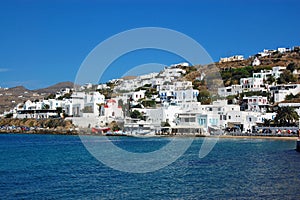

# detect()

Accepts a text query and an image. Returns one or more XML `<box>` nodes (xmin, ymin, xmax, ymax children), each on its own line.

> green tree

<box><xmin>130</xmin><ymin>110</ymin><xmax>144</xmax><ymax>120</ymax></box>
<box><xmin>42</xmin><ymin>104</ymin><xmax>50</xmax><ymax>110</ymax></box>
<box><xmin>277</xmin><ymin>70</ymin><xmax>296</xmax><ymax>84</ymax></box>
<box><xmin>274</xmin><ymin>106</ymin><xmax>299</xmax><ymax>126</ymax></box>
<box><xmin>263</xmin><ymin>119</ymin><xmax>273</xmax><ymax>127</ymax></box>
<box><xmin>266</xmin><ymin>76</ymin><xmax>276</xmax><ymax>84</ymax></box>
<box><xmin>110</xmin><ymin>121</ymin><xmax>120</xmax><ymax>131</ymax></box>
<box><xmin>45</xmin><ymin>93</ymin><xmax>56</xmax><ymax>100</ymax></box>
<box><xmin>161</xmin><ymin>121</ymin><xmax>170</xmax><ymax>127</ymax></box>
<box><xmin>197</xmin><ymin>90</ymin><xmax>211</xmax><ymax>105</ymax></box>
<box><xmin>287</xmin><ymin>63</ymin><xmax>296</xmax><ymax>73</ymax></box>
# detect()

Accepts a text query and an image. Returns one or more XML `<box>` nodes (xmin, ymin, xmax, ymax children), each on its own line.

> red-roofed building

<box><xmin>99</xmin><ymin>98</ymin><xmax>123</xmax><ymax>119</ymax></box>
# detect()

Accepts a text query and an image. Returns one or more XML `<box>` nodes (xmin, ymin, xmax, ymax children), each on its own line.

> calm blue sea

<box><xmin>1</xmin><ymin>134</ymin><xmax>300</xmax><ymax>199</ymax></box>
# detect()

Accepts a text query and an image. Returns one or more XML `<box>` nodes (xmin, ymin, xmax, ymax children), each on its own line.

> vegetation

<box><xmin>277</xmin><ymin>70</ymin><xmax>297</xmax><ymax>84</ymax></box>
<box><xmin>141</xmin><ymin>100</ymin><xmax>156</xmax><ymax>108</ymax></box>
<box><xmin>45</xmin><ymin>93</ymin><xmax>56</xmax><ymax>100</ymax></box>
<box><xmin>57</xmin><ymin>92</ymin><xmax>72</xmax><ymax>100</ymax></box>
<box><xmin>4</xmin><ymin>113</ymin><xmax>13</xmax><ymax>118</ymax></box>
<box><xmin>179</xmin><ymin>65</ymin><xmax>197</xmax><ymax>75</ymax></box>
<box><xmin>220</xmin><ymin>66</ymin><xmax>276</xmax><ymax>86</ymax></box>
<box><xmin>130</xmin><ymin>110</ymin><xmax>144</xmax><ymax>120</ymax></box>
<box><xmin>96</xmin><ymin>88</ymin><xmax>113</xmax><ymax>99</ymax></box>
<box><xmin>192</xmin><ymin>79</ymin><xmax>205</xmax><ymax>90</ymax></box>
<box><xmin>221</xmin><ymin>66</ymin><xmax>253</xmax><ymax>86</ymax></box>
<box><xmin>285</xmin><ymin>93</ymin><xmax>300</xmax><ymax>101</ymax></box>
<box><xmin>42</xmin><ymin>104</ymin><xmax>50</xmax><ymax>110</ymax></box>
<box><xmin>240</xmin><ymin>91</ymin><xmax>270</xmax><ymax>98</ymax></box>
<box><xmin>110</xmin><ymin>121</ymin><xmax>120</xmax><ymax>131</ymax></box>
<box><xmin>161</xmin><ymin>121</ymin><xmax>170</xmax><ymax>127</ymax></box>
<box><xmin>274</xmin><ymin>106</ymin><xmax>299</xmax><ymax>126</ymax></box>
<box><xmin>197</xmin><ymin>90</ymin><xmax>211</xmax><ymax>105</ymax></box>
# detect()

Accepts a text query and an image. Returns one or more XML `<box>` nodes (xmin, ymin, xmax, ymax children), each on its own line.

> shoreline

<box><xmin>213</xmin><ymin>135</ymin><xmax>299</xmax><ymax>141</ymax></box>
<box><xmin>0</xmin><ymin>130</ymin><xmax>299</xmax><ymax>141</ymax></box>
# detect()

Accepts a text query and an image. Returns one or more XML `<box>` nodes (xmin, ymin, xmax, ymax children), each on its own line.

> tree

<box><xmin>287</xmin><ymin>63</ymin><xmax>296</xmax><ymax>73</ymax></box>
<box><xmin>45</xmin><ymin>93</ymin><xmax>56</xmax><ymax>100</ymax></box>
<box><xmin>130</xmin><ymin>110</ymin><xmax>144</xmax><ymax>120</ymax></box>
<box><xmin>277</xmin><ymin>70</ymin><xmax>296</xmax><ymax>84</ymax></box>
<box><xmin>42</xmin><ymin>104</ymin><xmax>50</xmax><ymax>110</ymax></box>
<box><xmin>161</xmin><ymin>121</ymin><xmax>170</xmax><ymax>127</ymax></box>
<box><xmin>274</xmin><ymin>106</ymin><xmax>299</xmax><ymax>126</ymax></box>
<box><xmin>263</xmin><ymin>119</ymin><xmax>273</xmax><ymax>127</ymax></box>
<box><xmin>110</xmin><ymin>121</ymin><xmax>120</xmax><ymax>131</ymax></box>
<box><xmin>141</xmin><ymin>100</ymin><xmax>156</xmax><ymax>108</ymax></box>
<box><xmin>197</xmin><ymin>90</ymin><xmax>211</xmax><ymax>104</ymax></box>
<box><xmin>266</xmin><ymin>76</ymin><xmax>276</xmax><ymax>85</ymax></box>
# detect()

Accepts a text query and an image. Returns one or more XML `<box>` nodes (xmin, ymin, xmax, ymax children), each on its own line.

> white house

<box><xmin>240</xmin><ymin>77</ymin><xmax>264</xmax><ymax>90</ymax></box>
<box><xmin>159</xmin><ymin>89</ymin><xmax>199</xmax><ymax>103</ymax></box>
<box><xmin>277</xmin><ymin>47</ymin><xmax>291</xmax><ymax>53</ymax></box>
<box><xmin>219</xmin><ymin>55</ymin><xmax>244</xmax><ymax>63</ymax></box>
<box><xmin>272</xmin><ymin>66</ymin><xmax>286</xmax><ymax>79</ymax></box>
<box><xmin>160</xmin><ymin>67</ymin><xmax>186</xmax><ymax>78</ymax></box>
<box><xmin>131</xmin><ymin>90</ymin><xmax>146</xmax><ymax>102</ymax></box>
<box><xmin>63</xmin><ymin>91</ymin><xmax>105</xmax><ymax>117</ymax></box>
<box><xmin>269</xmin><ymin>84</ymin><xmax>300</xmax><ymax>102</ymax></box>
<box><xmin>218</xmin><ymin>84</ymin><xmax>243</xmax><ymax>97</ymax></box>
<box><xmin>243</xmin><ymin>96</ymin><xmax>268</xmax><ymax>112</ymax></box>
<box><xmin>103</xmin><ymin>99</ymin><xmax>123</xmax><ymax>118</ymax></box>
<box><xmin>252</xmin><ymin>57</ymin><xmax>261</xmax><ymax>66</ymax></box>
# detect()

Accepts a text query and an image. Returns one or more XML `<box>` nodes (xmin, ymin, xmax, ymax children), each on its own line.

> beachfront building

<box><xmin>13</xmin><ymin>99</ymin><xmax>65</xmax><ymax>119</ymax></box>
<box><xmin>173</xmin><ymin>99</ymin><xmax>267</xmax><ymax>133</ymax></box>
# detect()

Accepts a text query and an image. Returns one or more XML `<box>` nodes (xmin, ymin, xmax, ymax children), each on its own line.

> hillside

<box><xmin>216</xmin><ymin>50</ymin><xmax>300</xmax><ymax>70</ymax></box>
<box><xmin>0</xmin><ymin>82</ymin><xmax>73</xmax><ymax>114</ymax></box>
<box><xmin>34</xmin><ymin>81</ymin><xmax>74</xmax><ymax>94</ymax></box>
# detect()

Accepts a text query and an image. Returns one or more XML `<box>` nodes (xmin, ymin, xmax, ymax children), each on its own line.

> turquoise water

<box><xmin>1</xmin><ymin>134</ymin><xmax>300</xmax><ymax>199</ymax></box>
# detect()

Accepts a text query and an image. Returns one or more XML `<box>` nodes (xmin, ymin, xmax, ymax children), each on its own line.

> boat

<box><xmin>91</xmin><ymin>126</ymin><xmax>110</xmax><ymax>134</ymax></box>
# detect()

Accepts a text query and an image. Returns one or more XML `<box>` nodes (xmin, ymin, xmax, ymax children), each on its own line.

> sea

<box><xmin>1</xmin><ymin>133</ymin><xmax>300</xmax><ymax>199</ymax></box>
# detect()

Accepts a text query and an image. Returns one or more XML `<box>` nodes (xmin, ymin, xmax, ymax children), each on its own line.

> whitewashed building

<box><xmin>269</xmin><ymin>84</ymin><xmax>300</xmax><ymax>102</ymax></box>
<box><xmin>243</xmin><ymin>96</ymin><xmax>268</xmax><ymax>112</ymax></box>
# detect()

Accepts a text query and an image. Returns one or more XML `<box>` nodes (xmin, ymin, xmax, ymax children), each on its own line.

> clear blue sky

<box><xmin>0</xmin><ymin>0</ymin><xmax>299</xmax><ymax>89</ymax></box>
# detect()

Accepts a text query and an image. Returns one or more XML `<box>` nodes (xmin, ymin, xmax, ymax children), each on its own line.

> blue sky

<box><xmin>0</xmin><ymin>0</ymin><xmax>299</xmax><ymax>89</ymax></box>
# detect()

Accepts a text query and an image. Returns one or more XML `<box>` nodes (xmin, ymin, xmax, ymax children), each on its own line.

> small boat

<box><xmin>91</xmin><ymin>127</ymin><xmax>110</xmax><ymax>134</ymax></box>
<box><xmin>105</xmin><ymin>130</ymin><xmax>127</xmax><ymax>136</ymax></box>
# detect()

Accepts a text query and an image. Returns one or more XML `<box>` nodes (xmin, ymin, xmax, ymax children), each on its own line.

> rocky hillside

<box><xmin>216</xmin><ymin>50</ymin><xmax>300</xmax><ymax>70</ymax></box>
<box><xmin>0</xmin><ymin>118</ymin><xmax>74</xmax><ymax>129</ymax></box>
<box><xmin>0</xmin><ymin>82</ymin><xmax>73</xmax><ymax>114</ymax></box>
